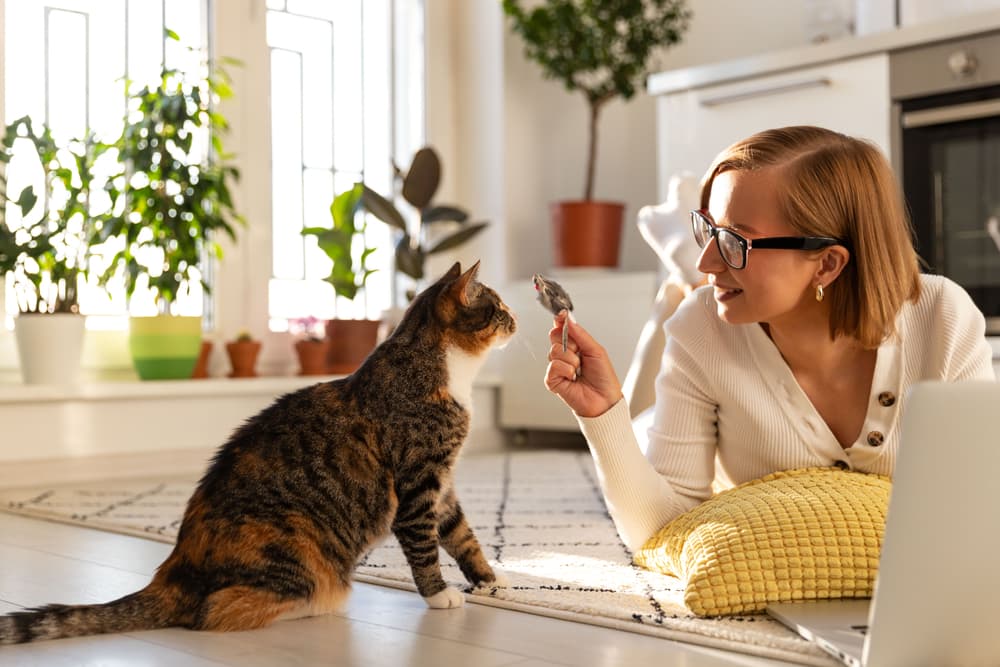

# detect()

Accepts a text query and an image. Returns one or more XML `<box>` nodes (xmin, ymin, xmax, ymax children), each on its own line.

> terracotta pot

<box><xmin>550</xmin><ymin>200</ymin><xmax>625</xmax><ymax>267</ymax></box>
<box><xmin>191</xmin><ymin>341</ymin><xmax>214</xmax><ymax>379</ymax></box>
<box><xmin>226</xmin><ymin>340</ymin><xmax>261</xmax><ymax>378</ymax></box>
<box><xmin>325</xmin><ymin>319</ymin><xmax>381</xmax><ymax>374</ymax></box>
<box><xmin>295</xmin><ymin>338</ymin><xmax>330</xmax><ymax>376</ymax></box>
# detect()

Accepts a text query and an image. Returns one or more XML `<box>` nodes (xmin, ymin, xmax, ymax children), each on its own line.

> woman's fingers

<box><xmin>547</xmin><ymin>347</ymin><xmax>580</xmax><ymax>380</ymax></box>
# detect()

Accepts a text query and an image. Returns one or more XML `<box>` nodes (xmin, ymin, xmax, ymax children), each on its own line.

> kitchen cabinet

<box><xmin>654</xmin><ymin>53</ymin><xmax>890</xmax><ymax>198</ymax></box>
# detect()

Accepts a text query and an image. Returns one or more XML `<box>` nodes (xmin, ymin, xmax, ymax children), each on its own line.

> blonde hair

<box><xmin>700</xmin><ymin>126</ymin><xmax>921</xmax><ymax>348</ymax></box>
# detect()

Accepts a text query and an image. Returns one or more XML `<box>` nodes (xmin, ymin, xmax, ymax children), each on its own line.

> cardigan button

<box><xmin>877</xmin><ymin>391</ymin><xmax>896</xmax><ymax>407</ymax></box>
<box><xmin>867</xmin><ymin>431</ymin><xmax>885</xmax><ymax>447</ymax></box>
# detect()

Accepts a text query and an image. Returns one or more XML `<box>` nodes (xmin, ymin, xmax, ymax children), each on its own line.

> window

<box><xmin>2</xmin><ymin>0</ymin><xmax>209</xmax><ymax>328</ymax></box>
<box><xmin>2</xmin><ymin>0</ymin><xmax>425</xmax><ymax>353</ymax></box>
<box><xmin>265</xmin><ymin>0</ymin><xmax>423</xmax><ymax>328</ymax></box>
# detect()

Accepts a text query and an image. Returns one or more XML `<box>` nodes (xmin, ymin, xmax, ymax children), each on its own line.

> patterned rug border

<box><xmin>0</xmin><ymin>452</ymin><xmax>835</xmax><ymax>667</ymax></box>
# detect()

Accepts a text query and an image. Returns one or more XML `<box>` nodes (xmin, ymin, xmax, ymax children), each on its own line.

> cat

<box><xmin>0</xmin><ymin>261</ymin><xmax>516</xmax><ymax>644</ymax></box>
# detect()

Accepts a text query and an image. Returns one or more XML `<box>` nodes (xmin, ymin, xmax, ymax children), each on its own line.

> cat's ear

<box><xmin>452</xmin><ymin>260</ymin><xmax>480</xmax><ymax>307</ymax></box>
<box><xmin>442</xmin><ymin>262</ymin><xmax>462</xmax><ymax>282</ymax></box>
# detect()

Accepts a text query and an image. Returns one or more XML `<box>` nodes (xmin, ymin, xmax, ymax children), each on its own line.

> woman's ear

<box><xmin>815</xmin><ymin>246</ymin><xmax>850</xmax><ymax>286</ymax></box>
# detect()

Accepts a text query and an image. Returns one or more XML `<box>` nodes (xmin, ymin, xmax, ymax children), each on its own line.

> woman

<box><xmin>545</xmin><ymin>126</ymin><xmax>995</xmax><ymax>552</ymax></box>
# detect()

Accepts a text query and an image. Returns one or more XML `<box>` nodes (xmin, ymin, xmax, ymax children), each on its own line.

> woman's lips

<box><xmin>714</xmin><ymin>286</ymin><xmax>743</xmax><ymax>302</ymax></box>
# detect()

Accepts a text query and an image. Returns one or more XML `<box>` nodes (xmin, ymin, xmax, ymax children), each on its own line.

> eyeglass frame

<box><xmin>690</xmin><ymin>209</ymin><xmax>849</xmax><ymax>270</ymax></box>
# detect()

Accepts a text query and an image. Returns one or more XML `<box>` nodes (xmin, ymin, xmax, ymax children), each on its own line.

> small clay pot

<box><xmin>295</xmin><ymin>338</ymin><xmax>329</xmax><ymax>376</ymax></box>
<box><xmin>226</xmin><ymin>340</ymin><xmax>261</xmax><ymax>378</ymax></box>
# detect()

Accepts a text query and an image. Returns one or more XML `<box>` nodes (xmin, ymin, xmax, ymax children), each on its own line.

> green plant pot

<box><xmin>128</xmin><ymin>315</ymin><xmax>203</xmax><ymax>380</ymax></box>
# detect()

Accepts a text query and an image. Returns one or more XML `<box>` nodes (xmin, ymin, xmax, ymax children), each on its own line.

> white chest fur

<box><xmin>445</xmin><ymin>347</ymin><xmax>486</xmax><ymax>411</ymax></box>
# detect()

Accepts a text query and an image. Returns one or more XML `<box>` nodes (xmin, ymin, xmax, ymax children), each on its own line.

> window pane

<box><xmin>46</xmin><ymin>9</ymin><xmax>88</xmax><ymax>141</ymax></box>
<box><xmin>267</xmin><ymin>11</ymin><xmax>332</xmax><ymax>169</ymax></box>
<box><xmin>126</xmin><ymin>0</ymin><xmax>164</xmax><ymax>89</ymax></box>
<box><xmin>270</xmin><ymin>47</ymin><xmax>304</xmax><ymax>280</ymax></box>
<box><xmin>286</xmin><ymin>0</ymin><xmax>337</xmax><ymax>21</ymax></box>
<box><xmin>332</xmin><ymin>0</ymin><xmax>362</xmax><ymax>173</ymax></box>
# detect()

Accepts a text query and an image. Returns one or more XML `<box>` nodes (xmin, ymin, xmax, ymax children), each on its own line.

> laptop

<box><xmin>766</xmin><ymin>380</ymin><xmax>1000</xmax><ymax>667</ymax></box>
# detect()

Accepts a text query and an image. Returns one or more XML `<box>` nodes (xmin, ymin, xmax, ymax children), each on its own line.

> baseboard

<box><xmin>0</xmin><ymin>446</ymin><xmax>215</xmax><ymax>489</ymax></box>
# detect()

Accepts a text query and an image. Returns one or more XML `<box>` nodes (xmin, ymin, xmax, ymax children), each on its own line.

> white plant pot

<box><xmin>14</xmin><ymin>313</ymin><xmax>86</xmax><ymax>385</ymax></box>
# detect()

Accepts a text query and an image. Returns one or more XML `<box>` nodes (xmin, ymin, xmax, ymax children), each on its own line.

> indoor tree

<box><xmin>502</xmin><ymin>0</ymin><xmax>691</xmax><ymax>201</ymax></box>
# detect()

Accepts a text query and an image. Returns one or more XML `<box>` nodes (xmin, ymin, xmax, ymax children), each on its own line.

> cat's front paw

<box><xmin>477</xmin><ymin>568</ymin><xmax>510</xmax><ymax>589</ymax></box>
<box><xmin>423</xmin><ymin>586</ymin><xmax>465</xmax><ymax>609</ymax></box>
<box><xmin>470</xmin><ymin>568</ymin><xmax>510</xmax><ymax>594</ymax></box>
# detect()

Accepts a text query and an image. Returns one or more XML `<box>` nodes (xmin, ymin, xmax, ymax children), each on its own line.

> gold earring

<box><xmin>815</xmin><ymin>283</ymin><xmax>825</xmax><ymax>302</ymax></box>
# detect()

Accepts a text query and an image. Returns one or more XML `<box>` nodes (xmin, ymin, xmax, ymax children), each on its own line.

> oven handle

<box><xmin>901</xmin><ymin>99</ymin><xmax>1000</xmax><ymax>128</ymax></box>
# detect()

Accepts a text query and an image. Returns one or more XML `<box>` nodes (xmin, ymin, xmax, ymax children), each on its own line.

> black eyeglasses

<box><xmin>690</xmin><ymin>209</ymin><xmax>846</xmax><ymax>270</ymax></box>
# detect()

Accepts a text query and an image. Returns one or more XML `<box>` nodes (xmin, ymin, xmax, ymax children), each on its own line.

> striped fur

<box><xmin>0</xmin><ymin>261</ymin><xmax>516</xmax><ymax>644</ymax></box>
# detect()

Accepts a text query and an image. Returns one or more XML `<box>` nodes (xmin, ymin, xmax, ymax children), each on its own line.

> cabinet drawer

<box><xmin>655</xmin><ymin>54</ymin><xmax>890</xmax><ymax>200</ymax></box>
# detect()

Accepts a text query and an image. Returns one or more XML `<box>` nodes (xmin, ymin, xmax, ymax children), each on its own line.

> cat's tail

<box><xmin>0</xmin><ymin>583</ymin><xmax>177</xmax><ymax>644</ymax></box>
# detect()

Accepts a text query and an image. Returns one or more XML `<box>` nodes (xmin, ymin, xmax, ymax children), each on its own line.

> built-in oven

<box><xmin>890</xmin><ymin>32</ymin><xmax>1000</xmax><ymax>334</ymax></box>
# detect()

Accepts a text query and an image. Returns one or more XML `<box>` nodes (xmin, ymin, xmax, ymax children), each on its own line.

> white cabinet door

<box><xmin>655</xmin><ymin>53</ymin><xmax>890</xmax><ymax>200</ymax></box>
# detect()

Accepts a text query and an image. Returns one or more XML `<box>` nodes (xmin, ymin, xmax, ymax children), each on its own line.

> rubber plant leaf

<box><xmin>401</xmin><ymin>147</ymin><xmax>440</xmax><ymax>210</ymax></box>
<box><xmin>360</xmin><ymin>184</ymin><xmax>406</xmax><ymax>231</ymax></box>
<box><xmin>421</xmin><ymin>205</ymin><xmax>469</xmax><ymax>224</ymax></box>
<box><xmin>394</xmin><ymin>234</ymin><xmax>425</xmax><ymax>280</ymax></box>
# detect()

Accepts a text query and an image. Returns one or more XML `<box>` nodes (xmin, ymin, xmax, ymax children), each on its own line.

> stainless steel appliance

<box><xmin>891</xmin><ymin>32</ymin><xmax>1000</xmax><ymax>333</ymax></box>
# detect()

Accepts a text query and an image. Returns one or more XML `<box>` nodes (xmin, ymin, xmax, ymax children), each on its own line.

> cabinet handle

<box><xmin>698</xmin><ymin>77</ymin><xmax>832</xmax><ymax>107</ymax></box>
<box><xmin>901</xmin><ymin>99</ymin><xmax>1000</xmax><ymax>129</ymax></box>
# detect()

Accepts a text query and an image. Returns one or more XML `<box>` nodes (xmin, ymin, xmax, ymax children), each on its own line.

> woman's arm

<box><xmin>545</xmin><ymin>311</ymin><xmax>715</xmax><ymax>551</ymax></box>
<box><xmin>576</xmin><ymin>399</ymin><xmax>695</xmax><ymax>551</ymax></box>
<box><xmin>936</xmin><ymin>278</ymin><xmax>996</xmax><ymax>381</ymax></box>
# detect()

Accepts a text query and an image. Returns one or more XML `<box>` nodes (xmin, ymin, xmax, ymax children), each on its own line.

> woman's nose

<box><xmin>696</xmin><ymin>237</ymin><xmax>725</xmax><ymax>274</ymax></box>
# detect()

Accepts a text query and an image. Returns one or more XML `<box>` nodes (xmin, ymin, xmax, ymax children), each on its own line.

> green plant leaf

<box><xmin>15</xmin><ymin>185</ymin><xmax>38</xmax><ymax>216</ymax></box>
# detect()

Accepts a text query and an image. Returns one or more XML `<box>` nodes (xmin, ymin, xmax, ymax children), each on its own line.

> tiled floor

<box><xmin>0</xmin><ymin>513</ymin><xmax>799</xmax><ymax>666</ymax></box>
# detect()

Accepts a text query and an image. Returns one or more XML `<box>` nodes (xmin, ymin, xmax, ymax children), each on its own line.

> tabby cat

<box><xmin>0</xmin><ymin>261</ymin><xmax>516</xmax><ymax>644</ymax></box>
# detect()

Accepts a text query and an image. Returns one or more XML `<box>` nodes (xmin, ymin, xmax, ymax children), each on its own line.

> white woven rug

<box><xmin>0</xmin><ymin>450</ymin><xmax>834</xmax><ymax>665</ymax></box>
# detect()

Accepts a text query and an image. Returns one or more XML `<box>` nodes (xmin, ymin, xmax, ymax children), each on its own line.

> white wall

<box><xmin>424</xmin><ymin>1</ymin><xmax>507</xmax><ymax>288</ymax></box>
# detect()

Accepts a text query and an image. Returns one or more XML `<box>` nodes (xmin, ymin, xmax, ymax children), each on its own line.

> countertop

<box><xmin>647</xmin><ymin>8</ymin><xmax>1000</xmax><ymax>96</ymax></box>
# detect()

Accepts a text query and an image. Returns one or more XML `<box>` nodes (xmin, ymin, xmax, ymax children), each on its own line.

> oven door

<box><xmin>901</xmin><ymin>87</ymin><xmax>1000</xmax><ymax>333</ymax></box>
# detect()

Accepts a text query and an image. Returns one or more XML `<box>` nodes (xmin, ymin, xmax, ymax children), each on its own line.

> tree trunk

<box><xmin>585</xmin><ymin>102</ymin><xmax>599</xmax><ymax>201</ymax></box>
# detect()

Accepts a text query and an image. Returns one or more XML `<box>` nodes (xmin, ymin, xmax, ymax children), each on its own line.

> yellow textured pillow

<box><xmin>633</xmin><ymin>467</ymin><xmax>890</xmax><ymax>617</ymax></box>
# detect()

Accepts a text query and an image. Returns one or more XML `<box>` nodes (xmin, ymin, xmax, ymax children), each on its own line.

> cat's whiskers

<box><xmin>508</xmin><ymin>329</ymin><xmax>538</xmax><ymax>362</ymax></box>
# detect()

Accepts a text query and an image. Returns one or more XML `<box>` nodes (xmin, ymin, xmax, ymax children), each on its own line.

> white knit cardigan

<box><xmin>578</xmin><ymin>274</ymin><xmax>995</xmax><ymax>551</ymax></box>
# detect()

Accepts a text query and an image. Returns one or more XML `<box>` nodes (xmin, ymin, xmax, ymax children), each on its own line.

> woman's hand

<box><xmin>544</xmin><ymin>311</ymin><xmax>624</xmax><ymax>418</ymax></box>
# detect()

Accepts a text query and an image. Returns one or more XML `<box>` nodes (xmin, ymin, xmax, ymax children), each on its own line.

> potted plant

<box><xmin>95</xmin><ymin>31</ymin><xmax>244</xmax><ymax>380</ymax></box>
<box><xmin>358</xmin><ymin>146</ymin><xmax>488</xmax><ymax>301</ymax></box>
<box><xmin>289</xmin><ymin>316</ymin><xmax>328</xmax><ymax>376</ymax></box>
<box><xmin>225</xmin><ymin>330</ymin><xmax>261</xmax><ymax>378</ymax></box>
<box><xmin>502</xmin><ymin>0</ymin><xmax>690</xmax><ymax>267</ymax></box>
<box><xmin>301</xmin><ymin>183</ymin><xmax>380</xmax><ymax>374</ymax></box>
<box><xmin>0</xmin><ymin>116</ymin><xmax>107</xmax><ymax>384</ymax></box>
